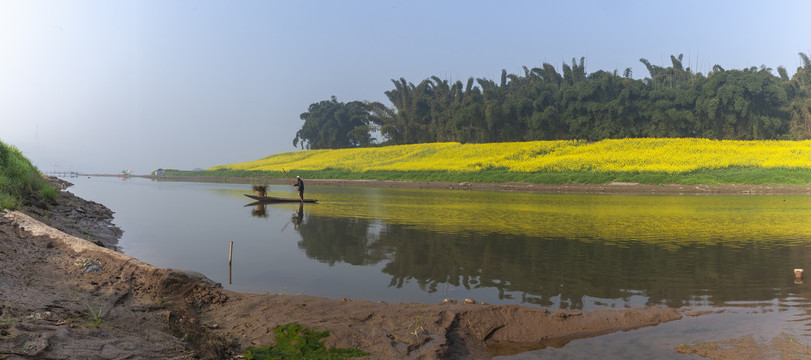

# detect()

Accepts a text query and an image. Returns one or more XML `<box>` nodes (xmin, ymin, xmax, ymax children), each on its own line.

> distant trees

<box><xmin>295</xmin><ymin>53</ymin><xmax>811</xmax><ymax>149</ymax></box>
<box><xmin>293</xmin><ymin>96</ymin><xmax>383</xmax><ymax>150</ymax></box>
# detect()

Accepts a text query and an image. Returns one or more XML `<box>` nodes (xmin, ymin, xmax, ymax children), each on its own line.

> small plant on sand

<box><xmin>244</xmin><ymin>322</ymin><xmax>368</xmax><ymax>360</ymax></box>
<box><xmin>86</xmin><ymin>303</ymin><xmax>103</xmax><ymax>326</ymax></box>
<box><xmin>2</xmin><ymin>312</ymin><xmax>12</xmax><ymax>324</ymax></box>
<box><xmin>407</xmin><ymin>313</ymin><xmax>425</xmax><ymax>343</ymax></box>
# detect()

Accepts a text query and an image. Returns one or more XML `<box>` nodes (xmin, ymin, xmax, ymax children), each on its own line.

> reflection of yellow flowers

<box><xmin>294</xmin><ymin>189</ymin><xmax>811</xmax><ymax>250</ymax></box>
<box><xmin>212</xmin><ymin>138</ymin><xmax>811</xmax><ymax>173</ymax></box>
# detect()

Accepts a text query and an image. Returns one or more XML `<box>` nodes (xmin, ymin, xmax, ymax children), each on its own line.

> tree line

<box><xmin>293</xmin><ymin>53</ymin><xmax>811</xmax><ymax>149</ymax></box>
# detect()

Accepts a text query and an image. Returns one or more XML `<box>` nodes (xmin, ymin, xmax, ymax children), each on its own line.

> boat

<box><xmin>244</xmin><ymin>194</ymin><xmax>318</xmax><ymax>203</ymax></box>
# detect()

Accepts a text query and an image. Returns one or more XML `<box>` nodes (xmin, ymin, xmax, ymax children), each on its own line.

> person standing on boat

<box><xmin>294</xmin><ymin>176</ymin><xmax>304</xmax><ymax>199</ymax></box>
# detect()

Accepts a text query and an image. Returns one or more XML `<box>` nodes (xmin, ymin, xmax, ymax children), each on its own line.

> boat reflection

<box><xmin>245</xmin><ymin>202</ymin><xmax>305</xmax><ymax>229</ymax></box>
<box><xmin>246</xmin><ymin>202</ymin><xmax>268</xmax><ymax>218</ymax></box>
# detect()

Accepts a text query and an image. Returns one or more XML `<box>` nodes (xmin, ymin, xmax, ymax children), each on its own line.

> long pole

<box><xmin>228</xmin><ymin>241</ymin><xmax>233</xmax><ymax>285</ymax></box>
<box><xmin>281</xmin><ymin>168</ymin><xmax>304</xmax><ymax>203</ymax></box>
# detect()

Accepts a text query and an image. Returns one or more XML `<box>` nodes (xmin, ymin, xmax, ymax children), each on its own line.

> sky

<box><xmin>2</xmin><ymin>0</ymin><xmax>810</xmax><ymax>175</ymax></box>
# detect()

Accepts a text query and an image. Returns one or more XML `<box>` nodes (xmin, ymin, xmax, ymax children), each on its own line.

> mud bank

<box><xmin>1</xmin><ymin>209</ymin><xmax>688</xmax><ymax>359</ymax></box>
<box><xmin>21</xmin><ymin>177</ymin><xmax>121</xmax><ymax>250</ymax></box>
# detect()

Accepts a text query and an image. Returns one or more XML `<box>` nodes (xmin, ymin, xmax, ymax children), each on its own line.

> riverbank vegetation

<box><xmin>168</xmin><ymin>138</ymin><xmax>811</xmax><ymax>185</ymax></box>
<box><xmin>0</xmin><ymin>140</ymin><xmax>56</xmax><ymax>209</ymax></box>
<box><xmin>244</xmin><ymin>323</ymin><xmax>368</xmax><ymax>359</ymax></box>
<box><xmin>293</xmin><ymin>53</ymin><xmax>811</xmax><ymax>150</ymax></box>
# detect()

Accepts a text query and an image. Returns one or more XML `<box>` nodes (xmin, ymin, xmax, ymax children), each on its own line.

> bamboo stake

<box><xmin>229</xmin><ymin>241</ymin><xmax>234</xmax><ymax>284</ymax></box>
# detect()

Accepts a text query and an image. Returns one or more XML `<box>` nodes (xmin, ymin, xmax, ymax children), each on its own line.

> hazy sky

<box><xmin>2</xmin><ymin>0</ymin><xmax>810</xmax><ymax>174</ymax></box>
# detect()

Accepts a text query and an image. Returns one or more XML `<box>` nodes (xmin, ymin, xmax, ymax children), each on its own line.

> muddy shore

<box><xmin>3</xmin><ymin>177</ymin><xmax>811</xmax><ymax>358</ymax></box>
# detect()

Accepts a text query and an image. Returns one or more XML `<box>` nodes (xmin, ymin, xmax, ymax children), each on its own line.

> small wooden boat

<box><xmin>244</xmin><ymin>194</ymin><xmax>318</xmax><ymax>203</ymax></box>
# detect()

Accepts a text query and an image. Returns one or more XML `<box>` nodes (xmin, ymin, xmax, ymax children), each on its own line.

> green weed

<box><xmin>407</xmin><ymin>313</ymin><xmax>425</xmax><ymax>342</ymax></box>
<box><xmin>86</xmin><ymin>303</ymin><xmax>103</xmax><ymax>325</ymax></box>
<box><xmin>244</xmin><ymin>323</ymin><xmax>368</xmax><ymax>360</ymax></box>
<box><xmin>39</xmin><ymin>185</ymin><xmax>57</xmax><ymax>202</ymax></box>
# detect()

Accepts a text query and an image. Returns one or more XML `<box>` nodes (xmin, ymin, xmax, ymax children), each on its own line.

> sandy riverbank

<box><xmin>3</xmin><ymin>178</ymin><xmax>811</xmax><ymax>358</ymax></box>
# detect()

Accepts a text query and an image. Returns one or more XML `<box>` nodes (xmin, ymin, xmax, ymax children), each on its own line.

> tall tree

<box><xmin>294</xmin><ymin>96</ymin><xmax>377</xmax><ymax>149</ymax></box>
<box><xmin>787</xmin><ymin>53</ymin><xmax>811</xmax><ymax>138</ymax></box>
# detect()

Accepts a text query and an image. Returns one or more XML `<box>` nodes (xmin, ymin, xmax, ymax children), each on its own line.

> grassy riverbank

<box><xmin>0</xmin><ymin>140</ymin><xmax>56</xmax><ymax>209</ymax></box>
<box><xmin>171</xmin><ymin>139</ymin><xmax>811</xmax><ymax>185</ymax></box>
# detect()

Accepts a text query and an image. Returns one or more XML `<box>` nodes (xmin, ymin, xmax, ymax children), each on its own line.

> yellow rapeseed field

<box><xmin>211</xmin><ymin>138</ymin><xmax>811</xmax><ymax>173</ymax></box>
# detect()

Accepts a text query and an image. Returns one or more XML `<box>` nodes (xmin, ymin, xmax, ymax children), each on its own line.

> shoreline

<box><xmin>95</xmin><ymin>173</ymin><xmax>811</xmax><ymax>195</ymax></box>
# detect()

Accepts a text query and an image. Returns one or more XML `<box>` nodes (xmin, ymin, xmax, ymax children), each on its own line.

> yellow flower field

<box><xmin>211</xmin><ymin>138</ymin><xmax>811</xmax><ymax>174</ymax></box>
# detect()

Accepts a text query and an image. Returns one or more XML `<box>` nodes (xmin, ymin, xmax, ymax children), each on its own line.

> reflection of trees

<box><xmin>296</xmin><ymin>214</ymin><xmax>807</xmax><ymax>309</ymax></box>
<box><xmin>297</xmin><ymin>215</ymin><xmax>392</xmax><ymax>266</ymax></box>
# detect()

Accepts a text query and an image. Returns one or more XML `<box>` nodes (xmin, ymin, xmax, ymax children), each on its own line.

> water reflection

<box><xmin>66</xmin><ymin>178</ymin><xmax>811</xmax><ymax>356</ymax></box>
<box><xmin>246</xmin><ymin>202</ymin><xmax>268</xmax><ymax>218</ymax></box>
<box><xmin>293</xmin><ymin>212</ymin><xmax>810</xmax><ymax>309</ymax></box>
<box><xmin>293</xmin><ymin>203</ymin><xmax>304</xmax><ymax>229</ymax></box>
<box><xmin>263</xmin><ymin>188</ymin><xmax>811</xmax><ymax>310</ymax></box>
<box><xmin>69</xmin><ymin>177</ymin><xmax>811</xmax><ymax>312</ymax></box>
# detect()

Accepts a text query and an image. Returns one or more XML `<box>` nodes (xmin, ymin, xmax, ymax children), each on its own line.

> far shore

<box><xmin>84</xmin><ymin>173</ymin><xmax>811</xmax><ymax>195</ymax></box>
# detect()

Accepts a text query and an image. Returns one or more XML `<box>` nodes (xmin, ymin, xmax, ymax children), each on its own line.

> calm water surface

<box><xmin>65</xmin><ymin>176</ymin><xmax>811</xmax><ymax>358</ymax></box>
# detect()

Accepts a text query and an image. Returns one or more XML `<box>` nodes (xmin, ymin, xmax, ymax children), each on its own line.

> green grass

<box><xmin>163</xmin><ymin>166</ymin><xmax>811</xmax><ymax>186</ymax></box>
<box><xmin>86</xmin><ymin>303</ymin><xmax>104</xmax><ymax>326</ymax></box>
<box><xmin>244</xmin><ymin>323</ymin><xmax>368</xmax><ymax>360</ymax></box>
<box><xmin>0</xmin><ymin>140</ymin><xmax>56</xmax><ymax>209</ymax></box>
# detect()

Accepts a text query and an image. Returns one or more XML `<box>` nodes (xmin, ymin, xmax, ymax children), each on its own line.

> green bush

<box><xmin>39</xmin><ymin>185</ymin><xmax>58</xmax><ymax>202</ymax></box>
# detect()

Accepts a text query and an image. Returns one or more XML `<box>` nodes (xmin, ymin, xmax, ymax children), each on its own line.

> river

<box><xmin>65</xmin><ymin>175</ymin><xmax>811</xmax><ymax>358</ymax></box>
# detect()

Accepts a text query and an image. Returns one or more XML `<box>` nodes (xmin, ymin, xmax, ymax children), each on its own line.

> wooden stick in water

<box><xmin>229</xmin><ymin>241</ymin><xmax>234</xmax><ymax>284</ymax></box>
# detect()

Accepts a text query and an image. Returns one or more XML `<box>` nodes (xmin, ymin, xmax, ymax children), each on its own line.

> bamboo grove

<box><xmin>293</xmin><ymin>53</ymin><xmax>811</xmax><ymax>149</ymax></box>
